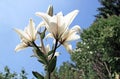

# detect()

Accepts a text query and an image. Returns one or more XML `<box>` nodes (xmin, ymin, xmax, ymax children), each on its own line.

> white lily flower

<box><xmin>14</xmin><ymin>19</ymin><xmax>38</xmax><ymax>52</ymax></box>
<box><xmin>36</xmin><ymin>10</ymin><xmax>80</xmax><ymax>53</ymax></box>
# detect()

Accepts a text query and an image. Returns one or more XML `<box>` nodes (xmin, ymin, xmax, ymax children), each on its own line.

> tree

<box><xmin>71</xmin><ymin>15</ymin><xmax>120</xmax><ymax>79</ymax></box>
<box><xmin>19</xmin><ymin>69</ymin><xmax>28</xmax><ymax>79</ymax></box>
<box><xmin>96</xmin><ymin>0</ymin><xmax>120</xmax><ymax>18</ymax></box>
<box><xmin>0</xmin><ymin>66</ymin><xmax>28</xmax><ymax>79</ymax></box>
<box><xmin>51</xmin><ymin>62</ymin><xmax>82</xmax><ymax>79</ymax></box>
<box><xmin>3</xmin><ymin>66</ymin><xmax>17</xmax><ymax>79</ymax></box>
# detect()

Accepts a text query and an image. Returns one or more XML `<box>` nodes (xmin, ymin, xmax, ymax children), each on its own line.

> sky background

<box><xmin>0</xmin><ymin>0</ymin><xmax>100</xmax><ymax>78</ymax></box>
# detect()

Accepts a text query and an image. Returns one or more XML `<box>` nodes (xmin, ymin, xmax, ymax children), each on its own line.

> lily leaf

<box><xmin>40</xmin><ymin>30</ymin><xmax>46</xmax><ymax>39</ymax></box>
<box><xmin>32</xmin><ymin>71</ymin><xmax>44</xmax><ymax>79</ymax></box>
<box><xmin>47</xmin><ymin>50</ymin><xmax>54</xmax><ymax>56</ymax></box>
<box><xmin>40</xmin><ymin>32</ymin><xmax>45</xmax><ymax>39</ymax></box>
<box><xmin>38</xmin><ymin>59</ymin><xmax>46</xmax><ymax>65</ymax></box>
<box><xmin>48</xmin><ymin>56</ymin><xmax>57</xmax><ymax>73</ymax></box>
<box><xmin>33</xmin><ymin>47</ymin><xmax>48</xmax><ymax>65</ymax></box>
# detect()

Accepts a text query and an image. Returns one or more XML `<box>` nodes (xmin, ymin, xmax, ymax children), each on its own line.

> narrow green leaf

<box><xmin>38</xmin><ymin>59</ymin><xmax>46</xmax><ymax>65</ymax></box>
<box><xmin>32</xmin><ymin>71</ymin><xmax>44</xmax><ymax>79</ymax></box>
<box><xmin>48</xmin><ymin>56</ymin><xmax>57</xmax><ymax>73</ymax></box>
<box><xmin>33</xmin><ymin>48</ymin><xmax>48</xmax><ymax>65</ymax></box>
<box><xmin>47</xmin><ymin>50</ymin><xmax>54</xmax><ymax>56</ymax></box>
<box><xmin>40</xmin><ymin>31</ymin><xmax>45</xmax><ymax>39</ymax></box>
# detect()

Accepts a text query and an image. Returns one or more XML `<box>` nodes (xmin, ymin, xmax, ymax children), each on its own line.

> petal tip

<box><xmin>74</xmin><ymin>10</ymin><xmax>79</xmax><ymax>13</ymax></box>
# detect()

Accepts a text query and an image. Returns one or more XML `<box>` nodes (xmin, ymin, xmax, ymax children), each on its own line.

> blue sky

<box><xmin>0</xmin><ymin>0</ymin><xmax>100</xmax><ymax>78</ymax></box>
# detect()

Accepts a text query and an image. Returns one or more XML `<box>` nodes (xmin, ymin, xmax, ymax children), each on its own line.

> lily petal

<box><xmin>64</xmin><ymin>10</ymin><xmax>79</xmax><ymax>28</ymax></box>
<box><xmin>28</xmin><ymin>19</ymin><xmax>36</xmax><ymax>41</ymax></box>
<box><xmin>14</xmin><ymin>28</ymin><xmax>30</xmax><ymax>41</ymax></box>
<box><xmin>36</xmin><ymin>21</ymin><xmax>46</xmax><ymax>31</ymax></box>
<box><xmin>63</xmin><ymin>43</ymin><xmax>72</xmax><ymax>53</ymax></box>
<box><xmin>64</xmin><ymin>25</ymin><xmax>80</xmax><ymax>42</ymax></box>
<box><xmin>71</xmin><ymin>25</ymin><xmax>81</xmax><ymax>33</ymax></box>
<box><xmin>48</xmin><ymin>20</ymin><xmax>58</xmax><ymax>37</ymax></box>
<box><xmin>36</xmin><ymin>12</ymin><xmax>51</xmax><ymax>27</ymax></box>
<box><xmin>66</xmin><ymin>34</ymin><xmax>80</xmax><ymax>42</ymax></box>
<box><xmin>45</xmin><ymin>33</ymin><xmax>54</xmax><ymax>39</ymax></box>
<box><xmin>56</xmin><ymin>12</ymin><xmax>66</xmax><ymax>36</ymax></box>
<box><xmin>15</xmin><ymin>43</ymin><xmax>28</xmax><ymax>52</ymax></box>
<box><xmin>54</xmin><ymin>52</ymin><xmax>59</xmax><ymax>56</ymax></box>
<box><xmin>45</xmin><ymin>44</ymin><xmax>50</xmax><ymax>53</ymax></box>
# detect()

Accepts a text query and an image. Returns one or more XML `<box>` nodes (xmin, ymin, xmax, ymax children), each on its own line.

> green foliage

<box><xmin>0</xmin><ymin>66</ymin><xmax>28</xmax><ymax>79</ymax></box>
<box><xmin>51</xmin><ymin>62</ymin><xmax>82</xmax><ymax>79</ymax></box>
<box><xmin>58</xmin><ymin>62</ymin><xmax>82</xmax><ymax>79</ymax></box>
<box><xmin>96</xmin><ymin>0</ymin><xmax>120</xmax><ymax>18</ymax></box>
<box><xmin>20</xmin><ymin>69</ymin><xmax>28</xmax><ymax>79</ymax></box>
<box><xmin>72</xmin><ymin>44</ymin><xmax>98</xmax><ymax>79</ymax></box>
<box><xmin>71</xmin><ymin>15</ymin><xmax>120</xmax><ymax>79</ymax></box>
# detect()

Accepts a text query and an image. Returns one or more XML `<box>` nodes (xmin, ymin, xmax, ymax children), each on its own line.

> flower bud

<box><xmin>47</xmin><ymin>5</ymin><xmax>53</xmax><ymax>16</ymax></box>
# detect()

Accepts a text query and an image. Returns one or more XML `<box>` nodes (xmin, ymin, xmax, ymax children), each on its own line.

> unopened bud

<box><xmin>47</xmin><ymin>5</ymin><xmax>53</xmax><ymax>16</ymax></box>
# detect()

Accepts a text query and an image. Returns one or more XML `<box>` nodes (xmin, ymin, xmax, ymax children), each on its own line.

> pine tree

<box><xmin>96</xmin><ymin>0</ymin><xmax>120</xmax><ymax>18</ymax></box>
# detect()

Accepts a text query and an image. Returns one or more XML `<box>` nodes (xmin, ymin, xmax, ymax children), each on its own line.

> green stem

<box><xmin>47</xmin><ymin>71</ymin><xmax>51</xmax><ymax>79</ymax></box>
<box><xmin>47</xmin><ymin>39</ymin><xmax>58</xmax><ymax>79</ymax></box>
<box><xmin>32</xmin><ymin>42</ymin><xmax>40</xmax><ymax>51</ymax></box>
<box><xmin>40</xmin><ymin>34</ymin><xmax>46</xmax><ymax>54</ymax></box>
<box><xmin>51</xmin><ymin>39</ymin><xmax>58</xmax><ymax>59</ymax></box>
